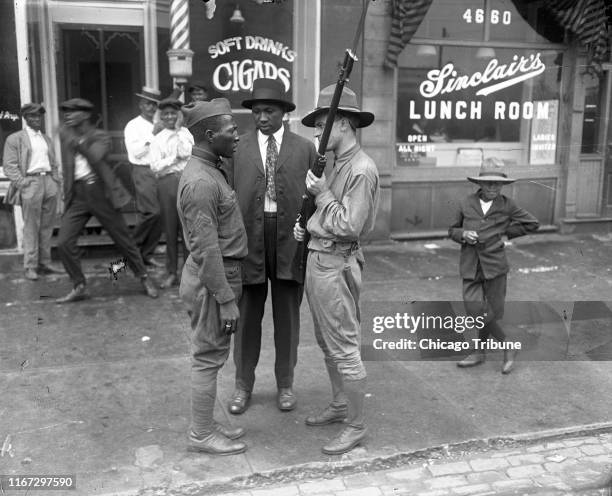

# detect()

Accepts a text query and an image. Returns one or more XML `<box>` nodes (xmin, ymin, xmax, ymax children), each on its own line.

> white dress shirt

<box><xmin>25</xmin><ymin>126</ymin><xmax>51</xmax><ymax>174</ymax></box>
<box><xmin>74</xmin><ymin>153</ymin><xmax>94</xmax><ymax>180</ymax></box>
<box><xmin>150</xmin><ymin>127</ymin><xmax>194</xmax><ymax>177</ymax></box>
<box><xmin>480</xmin><ymin>199</ymin><xmax>493</xmax><ymax>215</ymax></box>
<box><xmin>124</xmin><ymin>115</ymin><xmax>154</xmax><ymax>166</ymax></box>
<box><xmin>257</xmin><ymin>126</ymin><xmax>284</xmax><ymax>213</ymax></box>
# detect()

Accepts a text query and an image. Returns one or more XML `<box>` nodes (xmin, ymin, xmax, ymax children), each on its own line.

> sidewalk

<box><xmin>1</xmin><ymin>233</ymin><xmax>611</xmax><ymax>496</ymax></box>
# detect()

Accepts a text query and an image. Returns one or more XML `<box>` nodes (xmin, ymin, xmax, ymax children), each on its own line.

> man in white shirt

<box><xmin>2</xmin><ymin>103</ymin><xmax>61</xmax><ymax>280</ymax></box>
<box><xmin>150</xmin><ymin>97</ymin><xmax>194</xmax><ymax>288</ymax></box>
<box><xmin>124</xmin><ymin>87</ymin><xmax>163</xmax><ymax>267</ymax></box>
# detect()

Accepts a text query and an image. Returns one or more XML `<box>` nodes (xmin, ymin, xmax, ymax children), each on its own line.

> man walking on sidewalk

<box><xmin>225</xmin><ymin>78</ymin><xmax>317</xmax><ymax>415</ymax></box>
<box><xmin>55</xmin><ymin>98</ymin><xmax>158</xmax><ymax>303</ymax></box>
<box><xmin>294</xmin><ymin>85</ymin><xmax>379</xmax><ymax>455</ymax></box>
<box><xmin>3</xmin><ymin>103</ymin><xmax>62</xmax><ymax>280</ymax></box>
<box><xmin>124</xmin><ymin>87</ymin><xmax>163</xmax><ymax>267</ymax></box>
<box><xmin>178</xmin><ymin>99</ymin><xmax>248</xmax><ymax>455</ymax></box>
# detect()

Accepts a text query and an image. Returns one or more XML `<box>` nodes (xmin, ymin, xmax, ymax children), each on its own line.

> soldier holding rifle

<box><xmin>294</xmin><ymin>85</ymin><xmax>379</xmax><ymax>455</ymax></box>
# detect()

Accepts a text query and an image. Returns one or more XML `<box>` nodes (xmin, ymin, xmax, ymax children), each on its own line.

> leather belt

<box><xmin>26</xmin><ymin>171</ymin><xmax>50</xmax><ymax>176</ymax></box>
<box><xmin>75</xmin><ymin>173</ymin><xmax>98</xmax><ymax>185</ymax></box>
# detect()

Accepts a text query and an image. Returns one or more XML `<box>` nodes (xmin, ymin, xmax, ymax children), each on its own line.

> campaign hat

<box><xmin>59</xmin><ymin>98</ymin><xmax>94</xmax><ymax>112</ymax></box>
<box><xmin>20</xmin><ymin>103</ymin><xmax>46</xmax><ymax>116</ymax></box>
<box><xmin>301</xmin><ymin>84</ymin><xmax>374</xmax><ymax>128</ymax></box>
<box><xmin>158</xmin><ymin>97</ymin><xmax>183</xmax><ymax>110</ymax></box>
<box><xmin>467</xmin><ymin>158</ymin><xmax>515</xmax><ymax>184</ymax></box>
<box><xmin>135</xmin><ymin>87</ymin><xmax>161</xmax><ymax>103</ymax></box>
<box><xmin>241</xmin><ymin>78</ymin><xmax>295</xmax><ymax>112</ymax></box>
<box><xmin>182</xmin><ymin>98</ymin><xmax>233</xmax><ymax>129</ymax></box>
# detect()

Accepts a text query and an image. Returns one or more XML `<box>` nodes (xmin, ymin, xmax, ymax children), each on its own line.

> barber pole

<box><xmin>167</xmin><ymin>0</ymin><xmax>194</xmax><ymax>86</ymax></box>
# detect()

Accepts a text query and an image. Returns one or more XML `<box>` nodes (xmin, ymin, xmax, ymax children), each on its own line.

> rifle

<box><xmin>295</xmin><ymin>0</ymin><xmax>373</xmax><ymax>275</ymax></box>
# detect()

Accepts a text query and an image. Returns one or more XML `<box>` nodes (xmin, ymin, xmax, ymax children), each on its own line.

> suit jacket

<box><xmin>224</xmin><ymin>126</ymin><xmax>317</xmax><ymax>284</ymax></box>
<box><xmin>2</xmin><ymin>129</ymin><xmax>60</xmax><ymax>205</ymax></box>
<box><xmin>448</xmin><ymin>191</ymin><xmax>540</xmax><ymax>280</ymax></box>
<box><xmin>61</xmin><ymin>127</ymin><xmax>131</xmax><ymax>210</ymax></box>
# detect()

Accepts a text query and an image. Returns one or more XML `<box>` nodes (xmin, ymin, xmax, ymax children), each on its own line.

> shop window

<box><xmin>397</xmin><ymin>0</ymin><xmax>564</xmax><ymax>168</ymax></box>
<box><xmin>581</xmin><ymin>73</ymin><xmax>602</xmax><ymax>154</ymax></box>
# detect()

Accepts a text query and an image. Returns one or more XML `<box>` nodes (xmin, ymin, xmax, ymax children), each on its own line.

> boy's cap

<box><xmin>158</xmin><ymin>97</ymin><xmax>183</xmax><ymax>110</ymax></box>
<box><xmin>21</xmin><ymin>103</ymin><xmax>45</xmax><ymax>116</ymax></box>
<box><xmin>468</xmin><ymin>157</ymin><xmax>515</xmax><ymax>184</ymax></box>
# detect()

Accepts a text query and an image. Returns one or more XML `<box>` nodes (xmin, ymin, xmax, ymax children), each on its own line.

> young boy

<box><xmin>449</xmin><ymin>158</ymin><xmax>540</xmax><ymax>374</ymax></box>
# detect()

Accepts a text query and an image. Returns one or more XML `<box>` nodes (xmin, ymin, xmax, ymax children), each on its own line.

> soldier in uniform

<box><xmin>294</xmin><ymin>85</ymin><xmax>379</xmax><ymax>455</ymax></box>
<box><xmin>177</xmin><ymin>99</ymin><xmax>248</xmax><ymax>455</ymax></box>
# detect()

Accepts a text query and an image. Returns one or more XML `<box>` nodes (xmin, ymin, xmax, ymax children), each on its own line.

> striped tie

<box><xmin>265</xmin><ymin>136</ymin><xmax>278</xmax><ymax>201</ymax></box>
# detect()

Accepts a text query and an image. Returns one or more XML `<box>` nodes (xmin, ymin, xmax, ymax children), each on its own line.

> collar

<box><xmin>25</xmin><ymin>125</ymin><xmax>42</xmax><ymax>136</ymax></box>
<box><xmin>333</xmin><ymin>143</ymin><xmax>360</xmax><ymax>170</ymax></box>
<box><xmin>257</xmin><ymin>125</ymin><xmax>284</xmax><ymax>148</ymax></box>
<box><xmin>191</xmin><ymin>145</ymin><xmax>222</xmax><ymax>167</ymax></box>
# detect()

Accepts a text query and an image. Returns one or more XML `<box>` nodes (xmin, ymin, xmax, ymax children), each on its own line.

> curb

<box><xmin>115</xmin><ymin>421</ymin><xmax>612</xmax><ymax>496</ymax></box>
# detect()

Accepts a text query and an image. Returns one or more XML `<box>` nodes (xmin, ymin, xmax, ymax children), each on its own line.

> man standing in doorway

<box><xmin>178</xmin><ymin>99</ymin><xmax>247</xmax><ymax>455</ymax></box>
<box><xmin>294</xmin><ymin>85</ymin><xmax>379</xmax><ymax>455</ymax></box>
<box><xmin>3</xmin><ymin>103</ymin><xmax>61</xmax><ymax>280</ymax></box>
<box><xmin>124</xmin><ymin>87</ymin><xmax>163</xmax><ymax>267</ymax></box>
<box><xmin>225</xmin><ymin>78</ymin><xmax>317</xmax><ymax>415</ymax></box>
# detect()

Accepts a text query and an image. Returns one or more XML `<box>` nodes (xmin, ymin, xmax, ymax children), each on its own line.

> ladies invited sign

<box><xmin>208</xmin><ymin>36</ymin><xmax>296</xmax><ymax>94</ymax></box>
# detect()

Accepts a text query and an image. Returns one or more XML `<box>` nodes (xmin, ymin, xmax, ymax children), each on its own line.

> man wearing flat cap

<box><xmin>294</xmin><ymin>85</ymin><xmax>379</xmax><ymax>455</ymax></box>
<box><xmin>124</xmin><ymin>87</ymin><xmax>164</xmax><ymax>267</ymax></box>
<box><xmin>187</xmin><ymin>83</ymin><xmax>209</xmax><ymax>103</ymax></box>
<box><xmin>150</xmin><ymin>97</ymin><xmax>194</xmax><ymax>288</ymax></box>
<box><xmin>55</xmin><ymin>98</ymin><xmax>158</xmax><ymax>303</ymax></box>
<box><xmin>3</xmin><ymin>103</ymin><xmax>61</xmax><ymax>280</ymax></box>
<box><xmin>178</xmin><ymin>99</ymin><xmax>248</xmax><ymax>455</ymax></box>
<box><xmin>224</xmin><ymin>77</ymin><xmax>317</xmax><ymax>416</ymax></box>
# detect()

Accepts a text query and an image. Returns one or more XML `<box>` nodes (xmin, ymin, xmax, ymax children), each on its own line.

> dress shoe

<box><xmin>37</xmin><ymin>264</ymin><xmax>62</xmax><ymax>275</ymax></box>
<box><xmin>457</xmin><ymin>352</ymin><xmax>486</xmax><ymax>368</ymax></box>
<box><xmin>502</xmin><ymin>349</ymin><xmax>518</xmax><ymax>375</ymax></box>
<box><xmin>159</xmin><ymin>273</ymin><xmax>178</xmax><ymax>289</ymax></box>
<box><xmin>144</xmin><ymin>257</ymin><xmax>164</xmax><ymax>268</ymax></box>
<box><xmin>228</xmin><ymin>390</ymin><xmax>251</xmax><ymax>415</ymax></box>
<box><xmin>141</xmin><ymin>277</ymin><xmax>159</xmax><ymax>298</ymax></box>
<box><xmin>305</xmin><ymin>404</ymin><xmax>348</xmax><ymax>426</ymax></box>
<box><xmin>56</xmin><ymin>284</ymin><xmax>90</xmax><ymax>304</ymax></box>
<box><xmin>322</xmin><ymin>425</ymin><xmax>367</xmax><ymax>455</ymax></box>
<box><xmin>24</xmin><ymin>268</ymin><xmax>39</xmax><ymax>280</ymax></box>
<box><xmin>277</xmin><ymin>387</ymin><xmax>297</xmax><ymax>411</ymax></box>
<box><xmin>215</xmin><ymin>422</ymin><xmax>245</xmax><ymax>440</ymax></box>
<box><xmin>188</xmin><ymin>430</ymin><xmax>247</xmax><ymax>455</ymax></box>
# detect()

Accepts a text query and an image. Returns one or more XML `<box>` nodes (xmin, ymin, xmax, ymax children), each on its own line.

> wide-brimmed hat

<box><xmin>59</xmin><ymin>98</ymin><xmax>94</xmax><ymax>112</ymax></box>
<box><xmin>301</xmin><ymin>85</ymin><xmax>374</xmax><ymax>128</ymax></box>
<box><xmin>21</xmin><ymin>103</ymin><xmax>45</xmax><ymax>116</ymax></box>
<box><xmin>467</xmin><ymin>158</ymin><xmax>515</xmax><ymax>184</ymax></box>
<box><xmin>241</xmin><ymin>78</ymin><xmax>295</xmax><ymax>112</ymax></box>
<box><xmin>135</xmin><ymin>87</ymin><xmax>161</xmax><ymax>103</ymax></box>
<box><xmin>182</xmin><ymin>98</ymin><xmax>233</xmax><ymax>129</ymax></box>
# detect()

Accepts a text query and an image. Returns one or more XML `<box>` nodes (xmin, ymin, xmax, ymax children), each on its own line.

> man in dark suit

<box><xmin>55</xmin><ymin>98</ymin><xmax>158</xmax><ymax>303</ymax></box>
<box><xmin>225</xmin><ymin>78</ymin><xmax>317</xmax><ymax>414</ymax></box>
<box><xmin>3</xmin><ymin>103</ymin><xmax>61</xmax><ymax>280</ymax></box>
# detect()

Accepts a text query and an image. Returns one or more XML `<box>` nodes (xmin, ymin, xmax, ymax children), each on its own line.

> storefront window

<box><xmin>581</xmin><ymin>73</ymin><xmax>602</xmax><ymax>154</ymax></box>
<box><xmin>397</xmin><ymin>0</ymin><xmax>564</xmax><ymax>167</ymax></box>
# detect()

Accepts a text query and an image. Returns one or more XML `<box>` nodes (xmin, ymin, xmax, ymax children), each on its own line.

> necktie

<box><xmin>265</xmin><ymin>135</ymin><xmax>278</xmax><ymax>201</ymax></box>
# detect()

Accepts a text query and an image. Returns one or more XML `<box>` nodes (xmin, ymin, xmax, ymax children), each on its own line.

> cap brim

<box><xmin>135</xmin><ymin>93</ymin><xmax>160</xmax><ymax>103</ymax></box>
<box><xmin>241</xmin><ymin>98</ymin><xmax>296</xmax><ymax>112</ymax></box>
<box><xmin>301</xmin><ymin>107</ymin><xmax>375</xmax><ymax>128</ymax></box>
<box><xmin>468</xmin><ymin>175</ymin><xmax>515</xmax><ymax>184</ymax></box>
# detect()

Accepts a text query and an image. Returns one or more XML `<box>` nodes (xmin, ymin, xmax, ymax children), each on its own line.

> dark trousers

<box><xmin>131</xmin><ymin>164</ymin><xmax>161</xmax><ymax>259</ymax></box>
<box><xmin>157</xmin><ymin>172</ymin><xmax>187</xmax><ymax>274</ymax></box>
<box><xmin>463</xmin><ymin>264</ymin><xmax>507</xmax><ymax>343</ymax></box>
<box><xmin>233</xmin><ymin>213</ymin><xmax>303</xmax><ymax>392</ymax></box>
<box><xmin>56</xmin><ymin>180</ymin><xmax>147</xmax><ymax>286</ymax></box>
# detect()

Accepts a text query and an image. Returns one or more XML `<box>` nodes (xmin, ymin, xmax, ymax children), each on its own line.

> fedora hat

<box><xmin>135</xmin><ymin>87</ymin><xmax>161</xmax><ymax>103</ymax></box>
<box><xmin>302</xmin><ymin>84</ymin><xmax>374</xmax><ymax>128</ymax></box>
<box><xmin>242</xmin><ymin>78</ymin><xmax>295</xmax><ymax>112</ymax></box>
<box><xmin>467</xmin><ymin>158</ymin><xmax>515</xmax><ymax>184</ymax></box>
